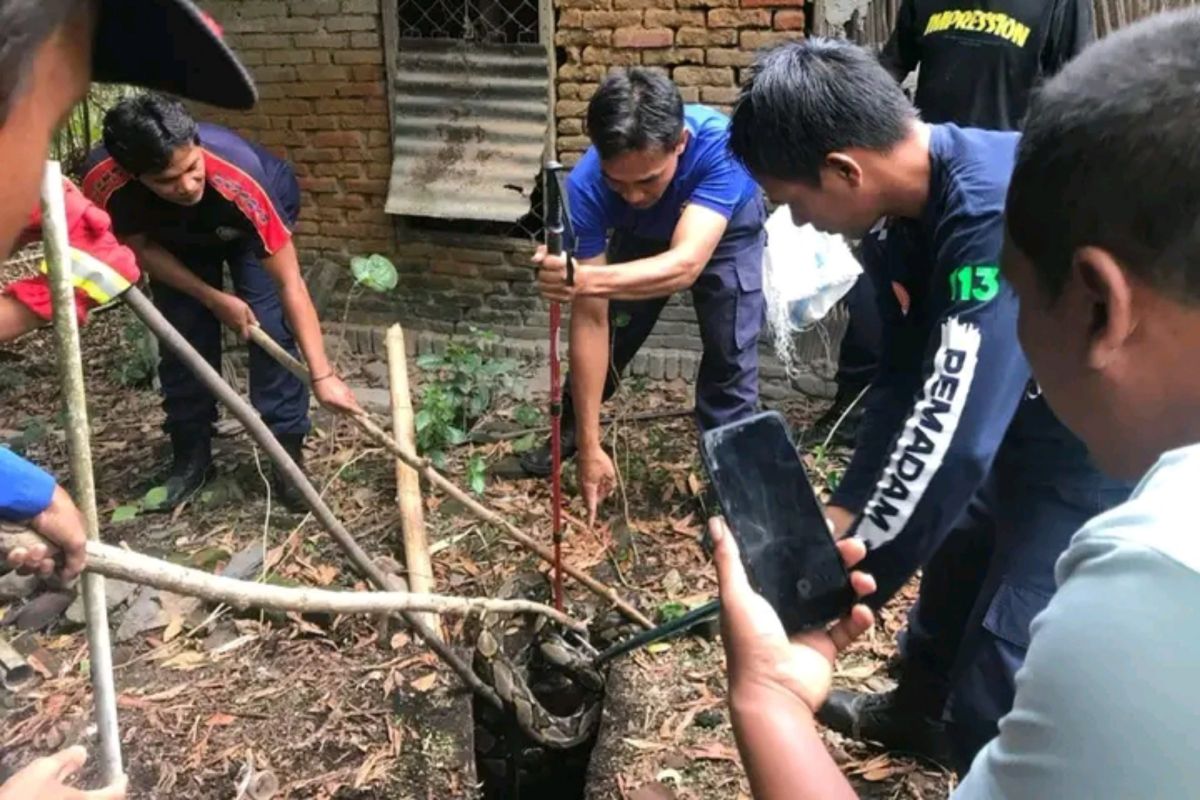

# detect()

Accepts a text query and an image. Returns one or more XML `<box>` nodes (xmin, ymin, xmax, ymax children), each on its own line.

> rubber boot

<box><xmin>817</xmin><ymin>687</ymin><xmax>954</xmax><ymax>767</ymax></box>
<box><xmin>272</xmin><ymin>433</ymin><xmax>308</xmax><ymax>512</ymax></box>
<box><xmin>518</xmin><ymin>421</ymin><xmax>577</xmax><ymax>478</ymax></box>
<box><xmin>152</xmin><ymin>426</ymin><xmax>213</xmax><ymax>512</ymax></box>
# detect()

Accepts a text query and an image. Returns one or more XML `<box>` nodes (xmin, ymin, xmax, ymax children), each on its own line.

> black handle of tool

<box><xmin>543</xmin><ymin>161</ymin><xmax>574</xmax><ymax>286</ymax></box>
<box><xmin>592</xmin><ymin>599</ymin><xmax>720</xmax><ymax>667</ymax></box>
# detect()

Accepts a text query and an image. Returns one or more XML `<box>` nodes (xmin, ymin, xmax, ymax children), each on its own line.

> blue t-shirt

<box><xmin>567</xmin><ymin>104</ymin><xmax>760</xmax><ymax>259</ymax></box>
<box><xmin>0</xmin><ymin>448</ymin><xmax>57</xmax><ymax>521</ymax></box>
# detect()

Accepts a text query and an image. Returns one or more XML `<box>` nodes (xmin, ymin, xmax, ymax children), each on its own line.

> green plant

<box><xmin>414</xmin><ymin>328</ymin><xmax>517</xmax><ymax>474</ymax></box>
<box><xmin>114</xmin><ymin>318</ymin><xmax>158</xmax><ymax>387</ymax></box>
<box><xmin>513</xmin><ymin>402</ymin><xmax>542</xmax><ymax>428</ymax></box>
<box><xmin>8</xmin><ymin>416</ymin><xmax>48</xmax><ymax>456</ymax></box>
<box><xmin>808</xmin><ymin>444</ymin><xmax>844</xmax><ymax>494</ymax></box>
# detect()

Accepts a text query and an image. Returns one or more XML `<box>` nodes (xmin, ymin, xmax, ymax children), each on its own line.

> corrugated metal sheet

<box><xmin>385</xmin><ymin>40</ymin><xmax>549</xmax><ymax>222</ymax></box>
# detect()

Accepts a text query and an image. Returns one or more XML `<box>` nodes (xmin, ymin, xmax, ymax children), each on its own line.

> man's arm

<box><xmin>567</xmin><ymin>256</ymin><xmax>613</xmax><ymax>522</ymax></box>
<box><xmin>0</xmin><ymin>450</ymin><xmax>86</xmax><ymax>579</ymax></box>
<box><xmin>260</xmin><ymin>240</ymin><xmax>361</xmax><ymax>413</ymax></box>
<box><xmin>879</xmin><ymin>0</ymin><xmax>922</xmax><ymax>82</ymax></box>
<box><xmin>576</xmin><ymin>204</ymin><xmax>728</xmax><ymax>300</ymax></box>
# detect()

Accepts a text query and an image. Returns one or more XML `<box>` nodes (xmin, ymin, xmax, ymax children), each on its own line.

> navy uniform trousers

<box><xmin>870</xmin><ymin>397</ymin><xmax>1133</xmax><ymax>772</ymax></box>
<box><xmin>151</xmin><ymin>164</ymin><xmax>310</xmax><ymax>439</ymax></box>
<box><xmin>559</xmin><ymin>196</ymin><xmax>767</xmax><ymax>432</ymax></box>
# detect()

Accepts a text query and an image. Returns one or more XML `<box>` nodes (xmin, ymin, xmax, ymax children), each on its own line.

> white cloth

<box><xmin>955</xmin><ymin>442</ymin><xmax>1200</xmax><ymax>799</ymax></box>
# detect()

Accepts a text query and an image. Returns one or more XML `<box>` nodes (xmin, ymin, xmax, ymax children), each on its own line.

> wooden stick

<box><xmin>246</xmin><ymin>326</ymin><xmax>653</xmax><ymax>629</ymax></box>
<box><xmin>459</xmin><ymin>407</ymin><xmax>692</xmax><ymax>445</ymax></box>
<box><xmin>0</xmin><ymin>533</ymin><xmax>584</xmax><ymax>631</ymax></box>
<box><xmin>42</xmin><ymin>164</ymin><xmax>123</xmax><ymax>782</ymax></box>
<box><xmin>385</xmin><ymin>325</ymin><xmax>436</xmax><ymax>636</ymax></box>
<box><xmin>122</xmin><ymin>289</ymin><xmax>501</xmax><ymax>708</ymax></box>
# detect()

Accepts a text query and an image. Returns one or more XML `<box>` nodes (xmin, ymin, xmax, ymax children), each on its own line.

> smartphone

<box><xmin>700</xmin><ymin>410</ymin><xmax>855</xmax><ymax>634</ymax></box>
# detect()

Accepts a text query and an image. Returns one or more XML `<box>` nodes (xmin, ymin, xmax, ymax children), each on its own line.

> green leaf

<box><xmin>657</xmin><ymin>601</ymin><xmax>688</xmax><ymax>624</ymax></box>
<box><xmin>414</xmin><ymin>409</ymin><xmax>432</xmax><ymax>432</ymax></box>
<box><xmin>446</xmin><ymin>426</ymin><xmax>467</xmax><ymax>445</ymax></box>
<box><xmin>514</xmin><ymin>404</ymin><xmax>542</xmax><ymax>427</ymax></box>
<box><xmin>467</xmin><ymin>455</ymin><xmax>487</xmax><ymax>495</ymax></box>
<box><xmin>143</xmin><ymin>485</ymin><xmax>170</xmax><ymax>510</ymax></box>
<box><xmin>613</xmin><ymin>312</ymin><xmax>632</xmax><ymax>329</ymax></box>
<box><xmin>512</xmin><ymin>433</ymin><xmax>538</xmax><ymax>453</ymax></box>
<box><xmin>415</xmin><ymin>354</ymin><xmax>444</xmax><ymax>370</ymax></box>
<box><xmin>350</xmin><ymin>253</ymin><xmax>398</xmax><ymax>292</ymax></box>
<box><xmin>110</xmin><ymin>505</ymin><xmax>140</xmax><ymax>523</ymax></box>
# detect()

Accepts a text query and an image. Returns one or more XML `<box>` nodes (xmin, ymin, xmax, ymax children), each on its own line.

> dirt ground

<box><xmin>0</xmin><ymin>294</ymin><xmax>952</xmax><ymax>798</ymax></box>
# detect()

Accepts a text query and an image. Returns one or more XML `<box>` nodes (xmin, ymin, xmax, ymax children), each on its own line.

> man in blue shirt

<box><xmin>727</xmin><ymin>39</ymin><xmax>1130</xmax><ymax>769</ymax></box>
<box><xmin>0</xmin><ymin>0</ymin><xmax>257</xmax><ymax>795</ymax></box>
<box><xmin>530</xmin><ymin>69</ymin><xmax>766</xmax><ymax>522</ymax></box>
<box><xmin>82</xmin><ymin>94</ymin><xmax>361</xmax><ymax>512</ymax></box>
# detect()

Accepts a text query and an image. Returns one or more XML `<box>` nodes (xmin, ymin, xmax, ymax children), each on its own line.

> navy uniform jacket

<box><xmin>81</xmin><ymin>123</ymin><xmax>293</xmax><ymax>259</ymax></box>
<box><xmin>831</xmin><ymin>124</ymin><xmax>1099</xmax><ymax>598</ymax></box>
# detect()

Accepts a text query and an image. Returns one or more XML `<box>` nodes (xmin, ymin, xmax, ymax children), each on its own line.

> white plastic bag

<box><xmin>761</xmin><ymin>206</ymin><xmax>862</xmax><ymax>374</ymax></box>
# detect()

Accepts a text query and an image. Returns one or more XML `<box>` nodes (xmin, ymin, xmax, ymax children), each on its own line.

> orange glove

<box><xmin>4</xmin><ymin>179</ymin><xmax>141</xmax><ymax>324</ymax></box>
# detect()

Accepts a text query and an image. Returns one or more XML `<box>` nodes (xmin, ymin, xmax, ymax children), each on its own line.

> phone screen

<box><xmin>701</xmin><ymin>411</ymin><xmax>855</xmax><ymax>634</ymax></box>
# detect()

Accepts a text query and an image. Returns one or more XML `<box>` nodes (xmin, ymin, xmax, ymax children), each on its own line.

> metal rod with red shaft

<box><xmin>543</xmin><ymin>161</ymin><xmax>573</xmax><ymax>613</ymax></box>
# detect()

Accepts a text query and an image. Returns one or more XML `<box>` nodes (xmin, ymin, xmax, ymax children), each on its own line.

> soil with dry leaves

<box><xmin>0</xmin><ymin>288</ymin><xmax>952</xmax><ymax>798</ymax></box>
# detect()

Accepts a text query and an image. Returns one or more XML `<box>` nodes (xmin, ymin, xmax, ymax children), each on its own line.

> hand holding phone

<box><xmin>701</xmin><ymin>411</ymin><xmax>856</xmax><ymax>635</ymax></box>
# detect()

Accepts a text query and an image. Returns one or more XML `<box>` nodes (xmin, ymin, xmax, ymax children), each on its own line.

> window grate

<box><xmin>396</xmin><ymin>0</ymin><xmax>541</xmax><ymax>45</ymax></box>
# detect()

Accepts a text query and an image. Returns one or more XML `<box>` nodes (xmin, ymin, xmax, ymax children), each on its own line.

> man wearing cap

<box><xmin>79</xmin><ymin>93</ymin><xmax>360</xmax><ymax>511</ymax></box>
<box><xmin>0</xmin><ymin>0</ymin><xmax>256</xmax><ymax>795</ymax></box>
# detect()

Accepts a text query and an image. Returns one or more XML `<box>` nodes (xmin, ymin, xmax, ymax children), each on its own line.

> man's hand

<box><xmin>312</xmin><ymin>374</ymin><xmax>363</xmax><ymax>415</ymax></box>
<box><xmin>577</xmin><ymin>446</ymin><xmax>616</xmax><ymax>527</ymax></box>
<box><xmin>712</xmin><ymin>516</ymin><xmax>876</xmax><ymax>714</ymax></box>
<box><xmin>825</xmin><ymin>505</ymin><xmax>857</xmax><ymax>539</ymax></box>
<box><xmin>533</xmin><ymin>245</ymin><xmax>580</xmax><ymax>304</ymax></box>
<box><xmin>7</xmin><ymin>486</ymin><xmax>87</xmax><ymax>580</ymax></box>
<box><xmin>206</xmin><ymin>291</ymin><xmax>257</xmax><ymax>339</ymax></box>
<box><xmin>0</xmin><ymin>746</ymin><xmax>127</xmax><ymax>799</ymax></box>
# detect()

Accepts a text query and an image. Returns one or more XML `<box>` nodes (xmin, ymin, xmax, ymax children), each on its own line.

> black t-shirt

<box><xmin>880</xmin><ymin>0</ymin><xmax>1094</xmax><ymax>130</ymax></box>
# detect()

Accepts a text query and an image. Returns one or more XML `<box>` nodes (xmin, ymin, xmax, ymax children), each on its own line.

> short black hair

<box><xmin>729</xmin><ymin>38</ymin><xmax>915</xmax><ymax>184</ymax></box>
<box><xmin>102</xmin><ymin>92</ymin><xmax>199</xmax><ymax>175</ymax></box>
<box><xmin>1008</xmin><ymin>8</ymin><xmax>1200</xmax><ymax>305</ymax></box>
<box><xmin>0</xmin><ymin>0</ymin><xmax>79</xmax><ymax>125</ymax></box>
<box><xmin>585</xmin><ymin>68</ymin><xmax>685</xmax><ymax>160</ymax></box>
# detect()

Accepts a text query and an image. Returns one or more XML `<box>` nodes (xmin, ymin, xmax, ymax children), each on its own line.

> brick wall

<box><xmin>192</xmin><ymin>0</ymin><xmax>816</xmax><ymax>390</ymax></box>
<box><xmin>554</xmin><ymin>0</ymin><xmax>807</xmax><ymax>166</ymax></box>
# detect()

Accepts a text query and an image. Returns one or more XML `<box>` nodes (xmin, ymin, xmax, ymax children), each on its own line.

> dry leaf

<box><xmin>623</xmin><ymin>738</ymin><xmax>670</xmax><ymax>752</ymax></box>
<box><xmin>206</xmin><ymin>712</ymin><xmax>236</xmax><ymax>727</ymax></box>
<box><xmin>410</xmin><ymin>672</ymin><xmax>438</xmax><ymax>692</ymax></box>
<box><xmin>160</xmin><ymin>650</ymin><xmax>206</xmax><ymax>670</ymax></box>
<box><xmin>686</xmin><ymin>743</ymin><xmax>739</xmax><ymax>763</ymax></box>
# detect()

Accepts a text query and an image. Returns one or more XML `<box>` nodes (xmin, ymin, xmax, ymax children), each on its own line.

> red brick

<box><xmin>644</xmin><ymin>9</ymin><xmax>705</xmax><ymax>26</ymax></box>
<box><xmin>236</xmin><ymin>51</ymin><xmax>265</xmax><ymax>66</ymax></box>
<box><xmin>350</xmin><ymin>32</ymin><xmax>381</xmax><ymax>47</ymax></box>
<box><xmin>678</xmin><ymin>86</ymin><xmax>700</xmax><ymax>102</ymax></box>
<box><xmin>558</xmin><ymin>0</ymin><xmax>613</xmax><ymax>8</ymax></box>
<box><xmin>642</xmin><ymin>47</ymin><xmax>704</xmax><ymax>65</ymax></box>
<box><xmin>365</xmin><ymin>163</ymin><xmax>392</xmax><ymax>179</ymax></box>
<box><xmin>290</xmin><ymin>0</ymin><xmax>340</xmax><ymax>13</ymax></box>
<box><xmin>297</xmin><ymin>64</ymin><xmax>351</xmax><ymax>81</ymax></box>
<box><xmin>558</xmin><ymin>9</ymin><xmax>584</xmax><ymax>26</ymax></box>
<box><xmin>366</xmin><ymin>129</ymin><xmax>391</xmax><ymax>146</ymax></box>
<box><xmin>775</xmin><ymin>10</ymin><xmax>806</xmax><ymax>29</ymax></box>
<box><xmin>676</xmin><ymin>0</ymin><xmax>736</xmax><ymax>7</ymax></box>
<box><xmin>556</xmin><ymin>99</ymin><xmax>592</xmax><ymax>117</ymax></box>
<box><xmin>344</xmin><ymin>114</ymin><xmax>391</xmax><ymax>130</ymax></box>
<box><xmin>323</xmin><ymin>194</ymin><xmax>369</xmax><ymax>209</ymax></box>
<box><xmin>319</xmin><ymin>98</ymin><xmax>366</xmax><ymax>113</ymax></box>
<box><xmin>238</xmin><ymin>33</ymin><xmax>293</xmax><ymax>49</ymax></box>
<box><xmin>292</xmin><ymin>82</ymin><xmax>342</xmax><ymax>98</ymax></box>
<box><xmin>337</xmin><ymin>81</ymin><xmax>385</xmax><ymax>97</ymax></box>
<box><xmin>351</xmin><ymin>65</ymin><xmax>383</xmax><ymax>80</ymax></box>
<box><xmin>708</xmin><ymin>8</ymin><xmax>770</xmax><ymax>26</ymax></box>
<box><xmin>676</xmin><ymin>27</ymin><xmax>736</xmax><ymax>45</ymax></box>
<box><xmin>314</xmin><ymin>163</ymin><xmax>365</xmax><ymax>178</ymax></box>
<box><xmin>344</xmin><ymin>178</ymin><xmax>390</xmax><ymax>194</ymax></box>
<box><xmin>705</xmin><ymin>47</ymin><xmax>756</xmax><ymax>67</ymax></box>
<box><xmin>556</xmin><ymin>29</ymin><xmax>613</xmax><ymax>46</ymax></box>
<box><xmin>292</xmin><ymin>32</ymin><xmax>349</xmax><ymax>48</ymax></box>
<box><xmin>558</xmin><ymin>117</ymin><xmax>584</xmax><ymax>135</ymax></box>
<box><xmin>744</xmin><ymin>0</ymin><xmax>804</xmax><ymax>5</ymax></box>
<box><xmin>265</xmin><ymin>49</ymin><xmax>314</xmax><ymax>65</ymax></box>
<box><xmin>581</xmin><ymin>46</ymin><xmax>642</xmax><ymax>65</ymax></box>
<box><xmin>272</xmin><ymin>18</ymin><xmax>322</xmax><ymax>33</ymax></box>
<box><xmin>672</xmin><ymin>65</ymin><xmax>733</xmax><ymax>85</ymax></box>
<box><xmin>334</xmin><ymin>50</ymin><xmax>384</xmax><ymax>65</ymax></box>
<box><xmin>293</xmin><ymin>115</ymin><xmax>340</xmax><ymax>130</ymax></box>
<box><xmin>558</xmin><ymin>63</ymin><xmax>608</xmax><ymax>80</ymax></box>
<box><xmin>294</xmin><ymin>220</ymin><xmax>321</xmax><ymax>235</ymax></box>
<box><xmin>314</xmin><ymin>130</ymin><xmax>364</xmax><ymax>147</ymax></box>
<box><xmin>581</xmin><ymin>10</ymin><xmax>643</xmax><ymax>26</ymax></box>
<box><xmin>614</xmin><ymin>0</ymin><xmax>674</xmax><ymax>7</ymax></box>
<box><xmin>324</xmin><ymin>15</ymin><xmax>376</xmax><ymax>31</ymax></box>
<box><xmin>300</xmin><ymin>176</ymin><xmax>339</xmax><ymax>193</ymax></box>
<box><xmin>341</xmin><ymin>0</ymin><xmax>377</xmax><ymax>12</ymax></box>
<box><xmin>740</xmin><ymin>30</ymin><xmax>799</xmax><ymax>49</ymax></box>
<box><xmin>558</xmin><ymin>135</ymin><xmax>592</xmax><ymax>151</ymax></box>
<box><xmin>613</xmin><ymin>27</ymin><xmax>673</xmax><ymax>48</ymax></box>
<box><xmin>700</xmin><ymin>85</ymin><xmax>739</xmax><ymax>103</ymax></box>
<box><xmin>252</xmin><ymin>66</ymin><xmax>297</xmax><ymax>83</ymax></box>
<box><xmin>258</xmin><ymin>99</ymin><xmax>313</xmax><ymax>115</ymax></box>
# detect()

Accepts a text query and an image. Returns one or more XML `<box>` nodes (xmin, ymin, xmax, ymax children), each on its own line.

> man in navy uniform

<box><xmin>82</xmin><ymin>94</ymin><xmax>360</xmax><ymax>511</ymax></box>
<box><xmin>529</xmin><ymin>69</ymin><xmax>766</xmax><ymax>524</ymax></box>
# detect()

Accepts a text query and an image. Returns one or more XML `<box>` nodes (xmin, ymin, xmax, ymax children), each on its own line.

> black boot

<box><xmin>817</xmin><ymin>688</ymin><xmax>953</xmax><ymax>767</ymax></box>
<box><xmin>803</xmin><ymin>384</ymin><xmax>867</xmax><ymax>450</ymax></box>
<box><xmin>151</xmin><ymin>426</ymin><xmax>213</xmax><ymax>512</ymax></box>
<box><xmin>518</xmin><ymin>422</ymin><xmax>577</xmax><ymax>478</ymax></box>
<box><xmin>272</xmin><ymin>433</ymin><xmax>308</xmax><ymax>512</ymax></box>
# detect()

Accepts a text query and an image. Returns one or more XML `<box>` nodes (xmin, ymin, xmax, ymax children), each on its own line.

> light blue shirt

<box><xmin>956</xmin><ymin>442</ymin><xmax>1200</xmax><ymax>798</ymax></box>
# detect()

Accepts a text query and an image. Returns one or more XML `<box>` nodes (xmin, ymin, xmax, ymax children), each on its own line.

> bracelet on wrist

<box><xmin>311</xmin><ymin>371</ymin><xmax>335</xmax><ymax>384</ymax></box>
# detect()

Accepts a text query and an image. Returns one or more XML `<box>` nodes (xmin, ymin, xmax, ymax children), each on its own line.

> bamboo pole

<box><xmin>385</xmin><ymin>325</ymin><xmax>436</xmax><ymax>636</ymax></box>
<box><xmin>0</xmin><ymin>534</ymin><xmax>584</xmax><ymax>631</ymax></box>
<box><xmin>120</xmin><ymin>288</ymin><xmax>500</xmax><ymax>708</ymax></box>
<box><xmin>42</xmin><ymin>163</ymin><xmax>123</xmax><ymax>783</ymax></box>
<box><xmin>246</xmin><ymin>326</ymin><xmax>653</xmax><ymax>629</ymax></box>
